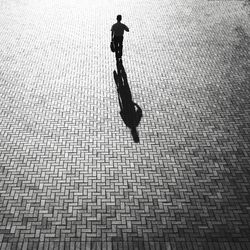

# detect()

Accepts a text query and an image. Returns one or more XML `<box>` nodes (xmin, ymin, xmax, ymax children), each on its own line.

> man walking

<box><xmin>111</xmin><ymin>15</ymin><xmax>129</xmax><ymax>60</ymax></box>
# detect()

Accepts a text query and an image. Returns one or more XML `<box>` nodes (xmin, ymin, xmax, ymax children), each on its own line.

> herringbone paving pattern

<box><xmin>0</xmin><ymin>0</ymin><xmax>250</xmax><ymax>249</ymax></box>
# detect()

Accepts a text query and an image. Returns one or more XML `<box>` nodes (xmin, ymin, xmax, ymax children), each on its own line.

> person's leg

<box><xmin>116</xmin><ymin>37</ymin><xmax>123</xmax><ymax>58</ymax></box>
<box><xmin>114</xmin><ymin>36</ymin><xmax>119</xmax><ymax>59</ymax></box>
<box><xmin>119</xmin><ymin>36</ymin><xmax>124</xmax><ymax>58</ymax></box>
<box><xmin>114</xmin><ymin>36</ymin><xmax>124</xmax><ymax>59</ymax></box>
<box><xmin>116</xmin><ymin>39</ymin><xmax>121</xmax><ymax>59</ymax></box>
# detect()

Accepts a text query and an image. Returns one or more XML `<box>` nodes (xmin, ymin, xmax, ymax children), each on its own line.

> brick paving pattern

<box><xmin>0</xmin><ymin>0</ymin><xmax>250</xmax><ymax>249</ymax></box>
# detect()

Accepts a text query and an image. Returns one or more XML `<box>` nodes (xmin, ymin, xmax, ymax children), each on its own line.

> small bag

<box><xmin>110</xmin><ymin>41</ymin><xmax>115</xmax><ymax>52</ymax></box>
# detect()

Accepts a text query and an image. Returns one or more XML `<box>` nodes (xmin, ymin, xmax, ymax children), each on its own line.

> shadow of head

<box><xmin>131</xmin><ymin>127</ymin><xmax>139</xmax><ymax>143</ymax></box>
<box><xmin>119</xmin><ymin>102</ymin><xmax>142</xmax><ymax>143</ymax></box>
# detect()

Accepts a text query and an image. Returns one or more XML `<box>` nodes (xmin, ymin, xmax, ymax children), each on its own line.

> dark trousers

<box><xmin>114</xmin><ymin>36</ymin><xmax>123</xmax><ymax>59</ymax></box>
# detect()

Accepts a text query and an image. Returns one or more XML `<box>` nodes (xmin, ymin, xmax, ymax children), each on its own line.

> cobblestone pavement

<box><xmin>0</xmin><ymin>0</ymin><xmax>250</xmax><ymax>249</ymax></box>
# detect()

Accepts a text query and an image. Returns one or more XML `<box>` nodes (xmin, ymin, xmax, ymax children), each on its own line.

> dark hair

<box><xmin>117</xmin><ymin>15</ymin><xmax>122</xmax><ymax>22</ymax></box>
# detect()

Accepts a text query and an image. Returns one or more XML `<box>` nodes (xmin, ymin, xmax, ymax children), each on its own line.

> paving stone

<box><xmin>0</xmin><ymin>0</ymin><xmax>250</xmax><ymax>249</ymax></box>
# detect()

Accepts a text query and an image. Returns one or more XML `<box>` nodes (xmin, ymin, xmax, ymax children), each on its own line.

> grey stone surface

<box><xmin>0</xmin><ymin>0</ymin><xmax>250</xmax><ymax>249</ymax></box>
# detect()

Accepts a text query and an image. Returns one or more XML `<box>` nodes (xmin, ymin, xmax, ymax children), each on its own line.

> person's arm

<box><xmin>111</xmin><ymin>25</ymin><xmax>114</xmax><ymax>41</ymax></box>
<box><xmin>124</xmin><ymin>24</ymin><xmax>129</xmax><ymax>32</ymax></box>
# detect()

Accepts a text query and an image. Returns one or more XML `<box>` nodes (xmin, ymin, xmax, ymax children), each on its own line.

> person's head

<box><xmin>117</xmin><ymin>15</ymin><xmax>122</xmax><ymax>22</ymax></box>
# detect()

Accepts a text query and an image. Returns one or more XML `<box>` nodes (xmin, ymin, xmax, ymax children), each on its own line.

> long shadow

<box><xmin>113</xmin><ymin>59</ymin><xmax>142</xmax><ymax>143</ymax></box>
